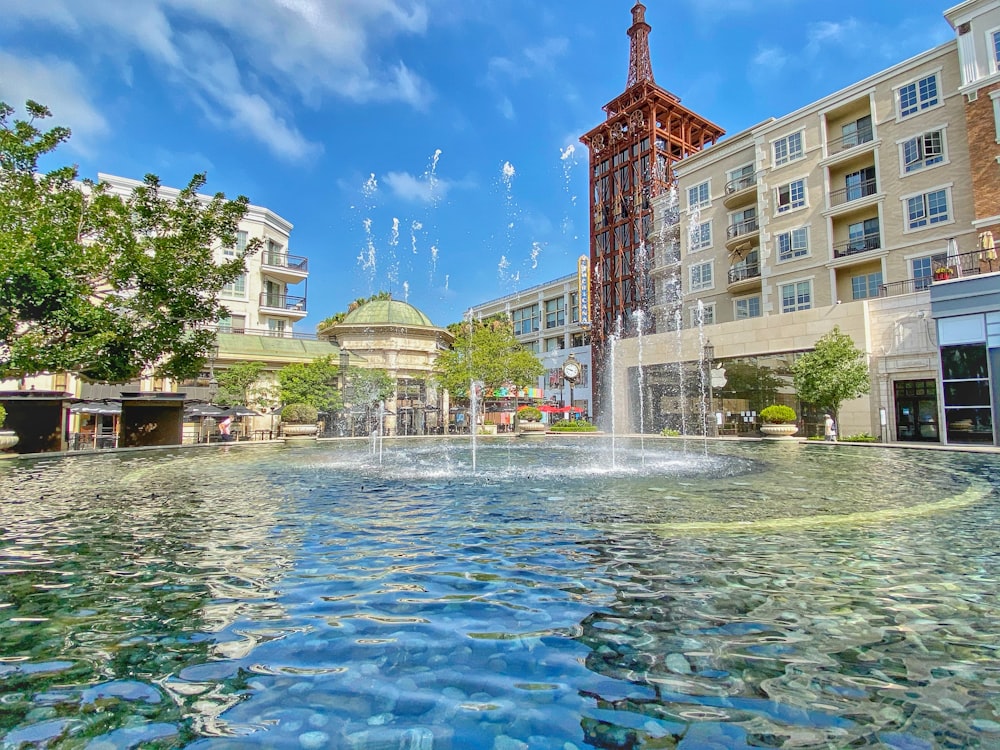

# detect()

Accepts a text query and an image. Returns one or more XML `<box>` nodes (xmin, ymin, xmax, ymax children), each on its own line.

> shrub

<box><xmin>517</xmin><ymin>406</ymin><xmax>542</xmax><ymax>422</ymax></box>
<box><xmin>660</xmin><ymin>427</ymin><xmax>681</xmax><ymax>437</ymax></box>
<box><xmin>0</xmin><ymin>405</ymin><xmax>6</xmax><ymax>428</ymax></box>
<box><xmin>549</xmin><ymin>420</ymin><xmax>597</xmax><ymax>432</ymax></box>
<box><xmin>842</xmin><ymin>433</ymin><xmax>878</xmax><ymax>443</ymax></box>
<box><xmin>759</xmin><ymin>405</ymin><xmax>797</xmax><ymax>424</ymax></box>
<box><xmin>281</xmin><ymin>403</ymin><xmax>318</xmax><ymax>424</ymax></box>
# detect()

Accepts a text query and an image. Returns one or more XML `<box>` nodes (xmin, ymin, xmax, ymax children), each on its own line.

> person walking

<box><xmin>824</xmin><ymin>413</ymin><xmax>836</xmax><ymax>442</ymax></box>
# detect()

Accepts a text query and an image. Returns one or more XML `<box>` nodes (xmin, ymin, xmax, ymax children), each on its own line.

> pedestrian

<box><xmin>219</xmin><ymin>415</ymin><xmax>234</xmax><ymax>442</ymax></box>
<box><xmin>824</xmin><ymin>413</ymin><xmax>836</xmax><ymax>442</ymax></box>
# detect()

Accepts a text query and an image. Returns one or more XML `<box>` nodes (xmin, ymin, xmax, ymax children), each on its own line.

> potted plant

<box><xmin>0</xmin><ymin>405</ymin><xmax>17</xmax><ymax>452</ymax></box>
<box><xmin>280</xmin><ymin>403</ymin><xmax>319</xmax><ymax>438</ymax></box>
<box><xmin>758</xmin><ymin>404</ymin><xmax>799</xmax><ymax>438</ymax></box>
<box><xmin>516</xmin><ymin>405</ymin><xmax>546</xmax><ymax>435</ymax></box>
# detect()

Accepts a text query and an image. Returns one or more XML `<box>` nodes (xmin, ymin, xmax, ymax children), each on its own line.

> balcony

<box><xmin>261</xmin><ymin>252</ymin><xmax>309</xmax><ymax>284</ymax></box>
<box><xmin>833</xmin><ymin>232</ymin><xmax>881</xmax><ymax>259</ymax></box>
<box><xmin>259</xmin><ymin>293</ymin><xmax>308</xmax><ymax>319</ymax></box>
<box><xmin>829</xmin><ymin>177</ymin><xmax>878</xmax><ymax>208</ymax></box>
<box><xmin>828</xmin><ymin>127</ymin><xmax>874</xmax><ymax>157</ymax></box>
<box><xmin>728</xmin><ymin>262</ymin><xmax>761</xmax><ymax>291</ymax></box>
<box><xmin>723</xmin><ymin>174</ymin><xmax>757</xmax><ymax>208</ymax></box>
<box><xmin>877</xmin><ymin>248</ymin><xmax>999</xmax><ymax>298</ymax></box>
<box><xmin>725</xmin><ymin>217</ymin><xmax>759</xmax><ymax>252</ymax></box>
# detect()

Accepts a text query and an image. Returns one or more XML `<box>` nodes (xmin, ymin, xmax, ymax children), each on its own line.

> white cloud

<box><xmin>383</xmin><ymin>171</ymin><xmax>452</xmax><ymax>204</ymax></box>
<box><xmin>0</xmin><ymin>0</ymin><xmax>436</xmax><ymax>160</ymax></box>
<box><xmin>749</xmin><ymin>46</ymin><xmax>789</xmax><ymax>80</ymax></box>
<box><xmin>0</xmin><ymin>51</ymin><xmax>109</xmax><ymax>154</ymax></box>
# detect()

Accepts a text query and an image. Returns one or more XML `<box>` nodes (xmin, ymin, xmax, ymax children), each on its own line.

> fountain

<box><xmin>1</xmin><ymin>438</ymin><xmax>998</xmax><ymax>748</ymax></box>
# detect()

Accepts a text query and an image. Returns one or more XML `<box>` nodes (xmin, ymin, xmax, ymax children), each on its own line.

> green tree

<box><xmin>435</xmin><ymin>316</ymin><xmax>544</xmax><ymax>403</ymax></box>
<box><xmin>791</xmin><ymin>326</ymin><xmax>870</xmax><ymax>427</ymax></box>
<box><xmin>215</xmin><ymin>361</ymin><xmax>272</xmax><ymax>408</ymax></box>
<box><xmin>0</xmin><ymin>100</ymin><xmax>259</xmax><ymax>382</ymax></box>
<box><xmin>316</xmin><ymin>291</ymin><xmax>392</xmax><ymax>331</ymax></box>
<box><xmin>277</xmin><ymin>356</ymin><xmax>342</xmax><ymax>413</ymax></box>
<box><xmin>345</xmin><ymin>367</ymin><xmax>395</xmax><ymax>410</ymax></box>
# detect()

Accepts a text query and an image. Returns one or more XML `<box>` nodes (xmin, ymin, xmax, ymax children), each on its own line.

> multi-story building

<box><xmin>467</xmin><ymin>273</ymin><xmax>593</xmax><ymax>420</ymax></box>
<box><xmin>614</xmin><ymin>0</ymin><xmax>1000</xmax><ymax>446</ymax></box>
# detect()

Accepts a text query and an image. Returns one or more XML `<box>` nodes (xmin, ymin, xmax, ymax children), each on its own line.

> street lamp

<box><xmin>207</xmin><ymin>344</ymin><xmax>219</xmax><ymax>403</ymax></box>
<box><xmin>704</xmin><ymin>340</ymin><xmax>715</xmax><ymax>437</ymax></box>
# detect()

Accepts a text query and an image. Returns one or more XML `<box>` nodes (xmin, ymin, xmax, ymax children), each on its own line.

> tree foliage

<box><xmin>316</xmin><ymin>291</ymin><xmax>392</xmax><ymax>331</ymax></box>
<box><xmin>346</xmin><ymin>366</ymin><xmax>394</xmax><ymax>409</ymax></box>
<box><xmin>791</xmin><ymin>326</ymin><xmax>870</xmax><ymax>424</ymax></box>
<box><xmin>215</xmin><ymin>361</ymin><xmax>271</xmax><ymax>408</ymax></box>
<box><xmin>435</xmin><ymin>316</ymin><xmax>544</xmax><ymax>401</ymax></box>
<box><xmin>276</xmin><ymin>356</ymin><xmax>342</xmax><ymax>413</ymax></box>
<box><xmin>0</xmin><ymin>100</ymin><xmax>258</xmax><ymax>382</ymax></box>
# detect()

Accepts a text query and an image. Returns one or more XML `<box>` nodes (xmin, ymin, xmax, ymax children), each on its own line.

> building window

<box><xmin>847</xmin><ymin>218</ymin><xmax>881</xmax><ymax>253</ymax></box>
<box><xmin>690</xmin><ymin>304</ymin><xmax>715</xmax><ymax>327</ymax></box>
<box><xmin>776</xmin><ymin>227</ymin><xmax>809</xmax><ymax>262</ymax></box>
<box><xmin>526</xmin><ymin>340</ymin><xmax>540</xmax><ymax>354</ymax></box>
<box><xmin>690</xmin><ymin>221</ymin><xmax>712</xmax><ymax>251</ymax></box>
<box><xmin>901</xmin><ymin>130</ymin><xmax>944</xmax><ymax>173</ymax></box>
<box><xmin>851</xmin><ymin>271</ymin><xmax>883</xmax><ymax>300</ymax></box>
<box><xmin>912</xmin><ymin>254</ymin><xmax>947</xmax><ymax>290</ymax></box>
<box><xmin>841</xmin><ymin>115</ymin><xmax>873</xmax><ymax>149</ymax></box>
<box><xmin>992</xmin><ymin>29</ymin><xmax>1000</xmax><ymax>72</ymax></box>
<box><xmin>544</xmin><ymin>297</ymin><xmax>565</xmax><ymax>329</ymax></box>
<box><xmin>776</xmin><ymin>179</ymin><xmax>806</xmax><ymax>213</ymax></box>
<box><xmin>773</xmin><ymin>131</ymin><xmax>803</xmax><ymax>167</ymax></box>
<box><xmin>898</xmin><ymin>73</ymin><xmax>939</xmax><ymax>118</ymax></box>
<box><xmin>513</xmin><ymin>304</ymin><xmax>540</xmax><ymax>336</ymax></box>
<box><xmin>569</xmin><ymin>292</ymin><xmax>579</xmax><ymax>324</ymax></box>
<box><xmin>544</xmin><ymin>336</ymin><xmax>564</xmax><ymax>352</ymax></box>
<box><xmin>735</xmin><ymin>295</ymin><xmax>761</xmax><ymax>319</ymax></box>
<box><xmin>905</xmin><ymin>188</ymin><xmax>950</xmax><ymax>230</ymax></box>
<box><xmin>265</xmin><ymin>239</ymin><xmax>285</xmax><ymax>266</ymax></box>
<box><xmin>221</xmin><ymin>274</ymin><xmax>247</xmax><ymax>298</ymax></box>
<box><xmin>570</xmin><ymin>331</ymin><xmax>589</xmax><ymax>348</ymax></box>
<box><xmin>780</xmin><ymin>281</ymin><xmax>811</xmax><ymax>313</ymax></box>
<box><xmin>727</xmin><ymin>163</ymin><xmax>755</xmax><ymax>193</ymax></box>
<box><xmin>219</xmin><ymin>313</ymin><xmax>246</xmax><ymax>333</ymax></box>
<box><xmin>992</xmin><ymin>90</ymin><xmax>1000</xmax><ymax>142</ymax></box>
<box><xmin>940</xmin><ymin>342</ymin><xmax>993</xmax><ymax>443</ymax></box>
<box><xmin>690</xmin><ymin>261</ymin><xmax>713</xmax><ymax>292</ymax></box>
<box><xmin>267</xmin><ymin>319</ymin><xmax>286</xmax><ymax>337</ymax></box>
<box><xmin>224</xmin><ymin>230</ymin><xmax>247</xmax><ymax>258</ymax></box>
<box><xmin>688</xmin><ymin>181</ymin><xmax>710</xmax><ymax>210</ymax></box>
<box><xmin>844</xmin><ymin>167</ymin><xmax>876</xmax><ymax>202</ymax></box>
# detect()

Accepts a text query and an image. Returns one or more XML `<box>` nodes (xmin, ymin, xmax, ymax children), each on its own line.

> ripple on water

<box><xmin>0</xmin><ymin>440</ymin><xmax>997</xmax><ymax>747</ymax></box>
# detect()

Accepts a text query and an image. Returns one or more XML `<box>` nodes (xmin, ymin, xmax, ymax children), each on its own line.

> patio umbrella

<box><xmin>946</xmin><ymin>237</ymin><xmax>962</xmax><ymax>277</ymax></box>
<box><xmin>221</xmin><ymin>405</ymin><xmax>261</xmax><ymax>417</ymax></box>
<box><xmin>70</xmin><ymin>401</ymin><xmax>121</xmax><ymax>416</ymax></box>
<box><xmin>980</xmin><ymin>231</ymin><xmax>996</xmax><ymax>261</ymax></box>
<box><xmin>184</xmin><ymin>403</ymin><xmax>227</xmax><ymax>418</ymax></box>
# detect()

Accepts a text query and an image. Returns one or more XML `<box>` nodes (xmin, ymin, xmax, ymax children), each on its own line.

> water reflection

<box><xmin>0</xmin><ymin>441</ymin><xmax>997</xmax><ymax>748</ymax></box>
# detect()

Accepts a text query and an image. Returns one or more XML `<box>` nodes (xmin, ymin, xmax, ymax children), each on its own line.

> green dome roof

<box><xmin>341</xmin><ymin>299</ymin><xmax>435</xmax><ymax>327</ymax></box>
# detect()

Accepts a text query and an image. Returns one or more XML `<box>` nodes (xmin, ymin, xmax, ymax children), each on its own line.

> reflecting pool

<box><xmin>1</xmin><ymin>439</ymin><xmax>999</xmax><ymax>749</ymax></box>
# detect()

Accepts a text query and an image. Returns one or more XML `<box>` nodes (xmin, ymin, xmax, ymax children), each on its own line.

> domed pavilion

<box><xmin>317</xmin><ymin>298</ymin><xmax>454</xmax><ymax>436</ymax></box>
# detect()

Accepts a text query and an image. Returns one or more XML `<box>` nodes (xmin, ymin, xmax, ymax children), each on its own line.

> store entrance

<box><xmin>894</xmin><ymin>379</ymin><xmax>939</xmax><ymax>442</ymax></box>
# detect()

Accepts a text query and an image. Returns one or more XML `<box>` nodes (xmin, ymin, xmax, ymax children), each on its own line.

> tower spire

<box><xmin>626</xmin><ymin>2</ymin><xmax>654</xmax><ymax>88</ymax></box>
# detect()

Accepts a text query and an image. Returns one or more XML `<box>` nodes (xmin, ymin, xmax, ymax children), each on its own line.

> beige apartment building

<box><xmin>615</xmin><ymin>0</ymin><xmax>1000</xmax><ymax>446</ymax></box>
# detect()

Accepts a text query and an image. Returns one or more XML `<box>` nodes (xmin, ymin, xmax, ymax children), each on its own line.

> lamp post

<box><xmin>704</xmin><ymin>340</ymin><xmax>715</xmax><ymax>437</ymax></box>
<box><xmin>207</xmin><ymin>344</ymin><xmax>219</xmax><ymax>404</ymax></box>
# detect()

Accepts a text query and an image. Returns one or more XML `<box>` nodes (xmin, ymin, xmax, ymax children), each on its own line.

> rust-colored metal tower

<box><xmin>580</xmin><ymin>2</ymin><xmax>724</xmax><ymax>417</ymax></box>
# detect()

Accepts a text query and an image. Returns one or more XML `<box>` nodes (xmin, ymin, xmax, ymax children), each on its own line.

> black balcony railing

<box><xmin>725</xmin><ymin>174</ymin><xmax>756</xmax><ymax>194</ymax></box>
<box><xmin>829</xmin><ymin>127</ymin><xmax>874</xmax><ymax>155</ymax></box>
<box><xmin>262</xmin><ymin>252</ymin><xmax>309</xmax><ymax>272</ymax></box>
<box><xmin>878</xmin><ymin>248</ymin><xmax>1000</xmax><ymax>297</ymax></box>
<box><xmin>728</xmin><ymin>263</ymin><xmax>761</xmax><ymax>284</ymax></box>
<box><xmin>727</xmin><ymin>217</ymin><xmax>759</xmax><ymax>240</ymax></box>
<box><xmin>259</xmin><ymin>293</ymin><xmax>307</xmax><ymax>313</ymax></box>
<box><xmin>830</xmin><ymin>177</ymin><xmax>878</xmax><ymax>207</ymax></box>
<box><xmin>833</xmin><ymin>232</ymin><xmax>881</xmax><ymax>258</ymax></box>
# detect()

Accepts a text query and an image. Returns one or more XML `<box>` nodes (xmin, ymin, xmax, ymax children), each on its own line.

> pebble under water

<box><xmin>0</xmin><ymin>438</ymin><xmax>998</xmax><ymax>749</ymax></box>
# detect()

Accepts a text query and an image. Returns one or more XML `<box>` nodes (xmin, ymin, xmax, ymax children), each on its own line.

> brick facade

<box><xmin>964</xmin><ymin>81</ymin><xmax>1000</xmax><ymax>225</ymax></box>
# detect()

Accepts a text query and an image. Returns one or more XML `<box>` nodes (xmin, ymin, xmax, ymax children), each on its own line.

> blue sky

<box><xmin>0</xmin><ymin>0</ymin><xmax>954</xmax><ymax>330</ymax></box>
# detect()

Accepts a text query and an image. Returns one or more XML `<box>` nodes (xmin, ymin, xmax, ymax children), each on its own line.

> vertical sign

<box><xmin>577</xmin><ymin>255</ymin><xmax>590</xmax><ymax>326</ymax></box>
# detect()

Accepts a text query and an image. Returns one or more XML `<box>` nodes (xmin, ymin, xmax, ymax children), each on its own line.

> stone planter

<box><xmin>0</xmin><ymin>430</ymin><xmax>18</xmax><ymax>452</ymax></box>
<box><xmin>518</xmin><ymin>421</ymin><xmax>547</xmax><ymax>436</ymax></box>
<box><xmin>759</xmin><ymin>423</ymin><xmax>799</xmax><ymax>438</ymax></box>
<box><xmin>282</xmin><ymin>423</ymin><xmax>318</xmax><ymax>437</ymax></box>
